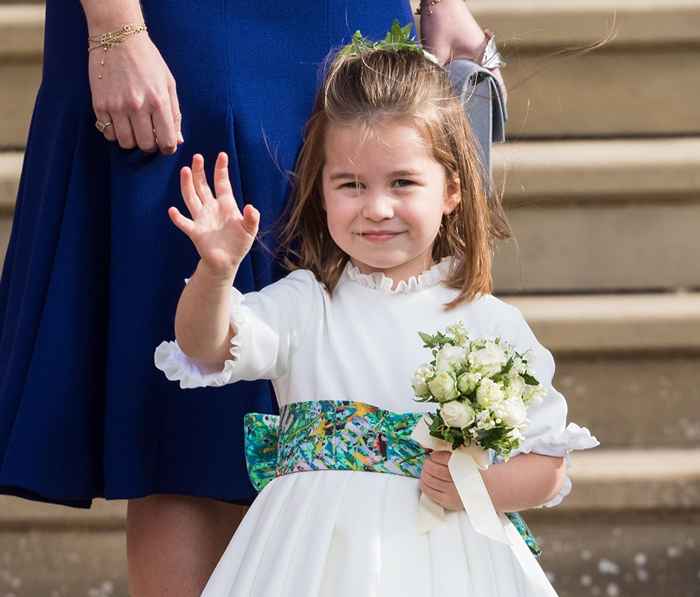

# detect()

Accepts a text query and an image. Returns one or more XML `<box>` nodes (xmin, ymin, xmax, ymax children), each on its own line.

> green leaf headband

<box><xmin>339</xmin><ymin>19</ymin><xmax>441</xmax><ymax>67</ymax></box>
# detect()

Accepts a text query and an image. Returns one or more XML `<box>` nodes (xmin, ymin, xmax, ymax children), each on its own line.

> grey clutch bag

<box><xmin>446</xmin><ymin>59</ymin><xmax>507</xmax><ymax>182</ymax></box>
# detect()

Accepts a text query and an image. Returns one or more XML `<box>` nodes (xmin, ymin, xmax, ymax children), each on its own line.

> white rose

<box><xmin>494</xmin><ymin>397</ymin><xmax>528</xmax><ymax>427</ymax></box>
<box><xmin>435</xmin><ymin>345</ymin><xmax>467</xmax><ymax>373</ymax></box>
<box><xmin>468</xmin><ymin>341</ymin><xmax>508</xmax><ymax>376</ymax></box>
<box><xmin>457</xmin><ymin>371</ymin><xmax>482</xmax><ymax>394</ymax></box>
<box><xmin>428</xmin><ymin>371</ymin><xmax>460</xmax><ymax>402</ymax></box>
<box><xmin>505</xmin><ymin>375</ymin><xmax>526</xmax><ymax>401</ymax></box>
<box><xmin>475</xmin><ymin>378</ymin><xmax>505</xmax><ymax>408</ymax></box>
<box><xmin>412</xmin><ymin>364</ymin><xmax>435</xmax><ymax>398</ymax></box>
<box><xmin>441</xmin><ymin>400</ymin><xmax>476</xmax><ymax>429</ymax></box>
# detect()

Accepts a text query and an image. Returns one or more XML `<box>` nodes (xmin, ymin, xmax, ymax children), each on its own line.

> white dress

<box><xmin>155</xmin><ymin>259</ymin><xmax>598</xmax><ymax>597</ymax></box>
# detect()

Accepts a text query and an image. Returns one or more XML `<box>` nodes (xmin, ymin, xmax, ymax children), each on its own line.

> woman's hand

<box><xmin>89</xmin><ymin>32</ymin><xmax>183</xmax><ymax>154</ymax></box>
<box><xmin>419</xmin><ymin>450</ymin><xmax>464</xmax><ymax>511</ymax></box>
<box><xmin>169</xmin><ymin>153</ymin><xmax>259</xmax><ymax>279</ymax></box>
<box><xmin>420</xmin><ymin>0</ymin><xmax>507</xmax><ymax>102</ymax></box>
<box><xmin>419</xmin><ymin>0</ymin><xmax>487</xmax><ymax>65</ymax></box>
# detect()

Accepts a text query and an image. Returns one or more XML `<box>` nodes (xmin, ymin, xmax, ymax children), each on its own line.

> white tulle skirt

<box><xmin>202</xmin><ymin>470</ymin><xmax>555</xmax><ymax>596</ymax></box>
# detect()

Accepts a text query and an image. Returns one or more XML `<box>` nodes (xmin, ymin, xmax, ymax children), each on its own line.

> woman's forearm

<box><xmin>482</xmin><ymin>453</ymin><xmax>567</xmax><ymax>513</ymax></box>
<box><xmin>174</xmin><ymin>260</ymin><xmax>238</xmax><ymax>367</ymax></box>
<box><xmin>80</xmin><ymin>0</ymin><xmax>144</xmax><ymax>34</ymax></box>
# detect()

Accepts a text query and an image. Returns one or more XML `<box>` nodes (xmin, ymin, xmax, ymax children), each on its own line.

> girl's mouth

<box><xmin>359</xmin><ymin>231</ymin><xmax>404</xmax><ymax>243</ymax></box>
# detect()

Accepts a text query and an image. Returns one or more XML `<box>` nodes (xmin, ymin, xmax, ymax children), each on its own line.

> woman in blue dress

<box><xmin>0</xmin><ymin>0</ymin><xmax>503</xmax><ymax>593</ymax></box>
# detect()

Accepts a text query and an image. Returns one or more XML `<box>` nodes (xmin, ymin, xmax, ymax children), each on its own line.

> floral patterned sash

<box><xmin>244</xmin><ymin>400</ymin><xmax>542</xmax><ymax>557</ymax></box>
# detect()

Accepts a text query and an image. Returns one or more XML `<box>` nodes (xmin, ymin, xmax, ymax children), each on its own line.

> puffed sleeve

<box><xmin>496</xmin><ymin>303</ymin><xmax>599</xmax><ymax>507</ymax></box>
<box><xmin>154</xmin><ymin>269</ymin><xmax>320</xmax><ymax>389</ymax></box>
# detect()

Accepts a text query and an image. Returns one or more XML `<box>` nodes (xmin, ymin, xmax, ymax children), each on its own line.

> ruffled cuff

<box><xmin>514</xmin><ymin>423</ymin><xmax>599</xmax><ymax>508</ymax></box>
<box><xmin>153</xmin><ymin>289</ymin><xmax>251</xmax><ymax>389</ymax></box>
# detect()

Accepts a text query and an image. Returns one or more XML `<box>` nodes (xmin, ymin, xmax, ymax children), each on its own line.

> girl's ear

<box><xmin>443</xmin><ymin>175</ymin><xmax>461</xmax><ymax>215</ymax></box>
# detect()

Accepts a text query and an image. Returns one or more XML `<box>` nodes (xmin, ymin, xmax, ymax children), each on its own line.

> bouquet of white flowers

<box><xmin>412</xmin><ymin>322</ymin><xmax>546</xmax><ymax>459</ymax></box>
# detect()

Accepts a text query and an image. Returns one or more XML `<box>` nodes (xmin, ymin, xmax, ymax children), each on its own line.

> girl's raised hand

<box><xmin>168</xmin><ymin>152</ymin><xmax>259</xmax><ymax>279</ymax></box>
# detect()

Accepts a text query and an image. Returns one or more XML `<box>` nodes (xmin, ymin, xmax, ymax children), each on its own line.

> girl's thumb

<box><xmin>242</xmin><ymin>204</ymin><xmax>260</xmax><ymax>234</ymax></box>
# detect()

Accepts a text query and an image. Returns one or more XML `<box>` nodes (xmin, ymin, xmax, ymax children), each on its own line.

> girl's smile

<box><xmin>322</xmin><ymin>118</ymin><xmax>460</xmax><ymax>286</ymax></box>
<box><xmin>357</xmin><ymin>230</ymin><xmax>406</xmax><ymax>243</ymax></box>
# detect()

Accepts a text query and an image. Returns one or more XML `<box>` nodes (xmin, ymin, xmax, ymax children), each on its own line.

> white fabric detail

<box><xmin>154</xmin><ymin>339</ymin><xmax>239</xmax><ymax>389</ymax></box>
<box><xmin>344</xmin><ymin>257</ymin><xmax>452</xmax><ymax>294</ymax></box>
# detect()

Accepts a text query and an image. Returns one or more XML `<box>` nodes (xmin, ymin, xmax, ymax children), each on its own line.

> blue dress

<box><xmin>0</xmin><ymin>0</ymin><xmax>413</xmax><ymax>507</ymax></box>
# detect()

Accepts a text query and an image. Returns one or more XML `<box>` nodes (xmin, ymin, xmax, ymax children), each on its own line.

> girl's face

<box><xmin>322</xmin><ymin>118</ymin><xmax>460</xmax><ymax>285</ymax></box>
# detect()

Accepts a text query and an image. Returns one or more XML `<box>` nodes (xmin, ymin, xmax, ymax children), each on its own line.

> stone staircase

<box><xmin>1</xmin><ymin>1</ymin><xmax>700</xmax><ymax>595</ymax></box>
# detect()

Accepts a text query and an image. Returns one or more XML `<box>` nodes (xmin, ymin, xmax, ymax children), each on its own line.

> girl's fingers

<box><xmin>241</xmin><ymin>204</ymin><xmax>260</xmax><ymax>236</ymax></box>
<box><xmin>180</xmin><ymin>167</ymin><xmax>203</xmax><ymax>217</ymax></box>
<box><xmin>422</xmin><ymin>470</ymin><xmax>451</xmax><ymax>494</ymax></box>
<box><xmin>213</xmin><ymin>152</ymin><xmax>239</xmax><ymax>212</ymax></box>
<box><xmin>425</xmin><ymin>457</ymin><xmax>452</xmax><ymax>482</ymax></box>
<box><xmin>168</xmin><ymin>206</ymin><xmax>196</xmax><ymax>237</ymax></box>
<box><xmin>420</xmin><ymin>479</ymin><xmax>446</xmax><ymax>504</ymax></box>
<box><xmin>430</xmin><ymin>450</ymin><xmax>452</xmax><ymax>465</ymax></box>
<box><xmin>191</xmin><ymin>154</ymin><xmax>214</xmax><ymax>205</ymax></box>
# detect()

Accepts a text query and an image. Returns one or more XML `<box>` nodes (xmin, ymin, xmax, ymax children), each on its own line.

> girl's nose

<box><xmin>361</xmin><ymin>192</ymin><xmax>394</xmax><ymax>221</ymax></box>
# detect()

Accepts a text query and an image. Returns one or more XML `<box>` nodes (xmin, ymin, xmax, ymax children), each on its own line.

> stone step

<box><xmin>493</xmin><ymin>137</ymin><xmax>700</xmax><ymax>293</ymax></box>
<box><xmin>3</xmin><ymin>136</ymin><xmax>700</xmax><ymax>293</ymax></box>
<box><xmin>0</xmin><ymin>449</ymin><xmax>698</xmax><ymax>596</ymax></box>
<box><xmin>0</xmin><ymin>511</ymin><xmax>696</xmax><ymax>597</ymax></box>
<box><xmin>3</xmin><ymin>2</ymin><xmax>700</xmax><ymax>147</ymax></box>
<box><xmin>506</xmin><ymin>293</ymin><xmax>700</xmax><ymax>448</ymax></box>
<box><xmin>0</xmin><ymin>528</ymin><xmax>127</xmax><ymax>596</ymax></box>
<box><xmin>468</xmin><ymin>0</ymin><xmax>700</xmax><ymax>138</ymax></box>
<box><xmin>534</xmin><ymin>510</ymin><xmax>700</xmax><ymax>597</ymax></box>
<box><xmin>0</xmin><ymin>5</ymin><xmax>43</xmax><ymax>149</ymax></box>
<box><xmin>2</xmin><ymin>450</ymin><xmax>692</xmax><ymax>522</ymax></box>
<box><xmin>533</xmin><ymin>447</ymin><xmax>700</xmax><ymax>596</ymax></box>
<box><xmin>550</xmin><ymin>352</ymin><xmax>699</xmax><ymax>449</ymax></box>
<box><xmin>508</xmin><ymin>293</ymin><xmax>700</xmax><ymax>354</ymax></box>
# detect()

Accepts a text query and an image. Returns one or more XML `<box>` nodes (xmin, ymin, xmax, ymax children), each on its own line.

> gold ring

<box><xmin>95</xmin><ymin>120</ymin><xmax>113</xmax><ymax>133</ymax></box>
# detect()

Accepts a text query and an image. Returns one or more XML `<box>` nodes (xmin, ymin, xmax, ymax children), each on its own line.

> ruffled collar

<box><xmin>342</xmin><ymin>258</ymin><xmax>453</xmax><ymax>295</ymax></box>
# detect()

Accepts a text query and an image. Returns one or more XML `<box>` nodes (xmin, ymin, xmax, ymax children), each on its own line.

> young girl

<box><xmin>155</xmin><ymin>35</ymin><xmax>597</xmax><ymax>596</ymax></box>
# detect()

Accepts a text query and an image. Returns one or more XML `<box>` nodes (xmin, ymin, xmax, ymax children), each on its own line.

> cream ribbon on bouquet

<box><xmin>411</xmin><ymin>415</ymin><xmax>558</xmax><ymax>596</ymax></box>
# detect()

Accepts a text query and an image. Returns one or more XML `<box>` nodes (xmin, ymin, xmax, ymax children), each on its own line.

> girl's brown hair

<box><xmin>278</xmin><ymin>46</ymin><xmax>510</xmax><ymax>309</ymax></box>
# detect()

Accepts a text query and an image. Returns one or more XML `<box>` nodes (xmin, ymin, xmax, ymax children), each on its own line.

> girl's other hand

<box><xmin>89</xmin><ymin>32</ymin><xmax>183</xmax><ymax>154</ymax></box>
<box><xmin>420</xmin><ymin>450</ymin><xmax>464</xmax><ymax>511</ymax></box>
<box><xmin>168</xmin><ymin>153</ymin><xmax>259</xmax><ymax>279</ymax></box>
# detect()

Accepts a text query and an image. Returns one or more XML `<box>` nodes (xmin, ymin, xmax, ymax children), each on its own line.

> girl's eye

<box><xmin>393</xmin><ymin>179</ymin><xmax>415</xmax><ymax>188</ymax></box>
<box><xmin>340</xmin><ymin>181</ymin><xmax>363</xmax><ymax>190</ymax></box>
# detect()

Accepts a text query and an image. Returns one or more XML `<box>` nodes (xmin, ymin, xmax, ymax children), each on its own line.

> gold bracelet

<box><xmin>88</xmin><ymin>23</ymin><xmax>147</xmax><ymax>80</ymax></box>
<box><xmin>415</xmin><ymin>0</ymin><xmax>442</xmax><ymax>16</ymax></box>
<box><xmin>88</xmin><ymin>23</ymin><xmax>147</xmax><ymax>53</ymax></box>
